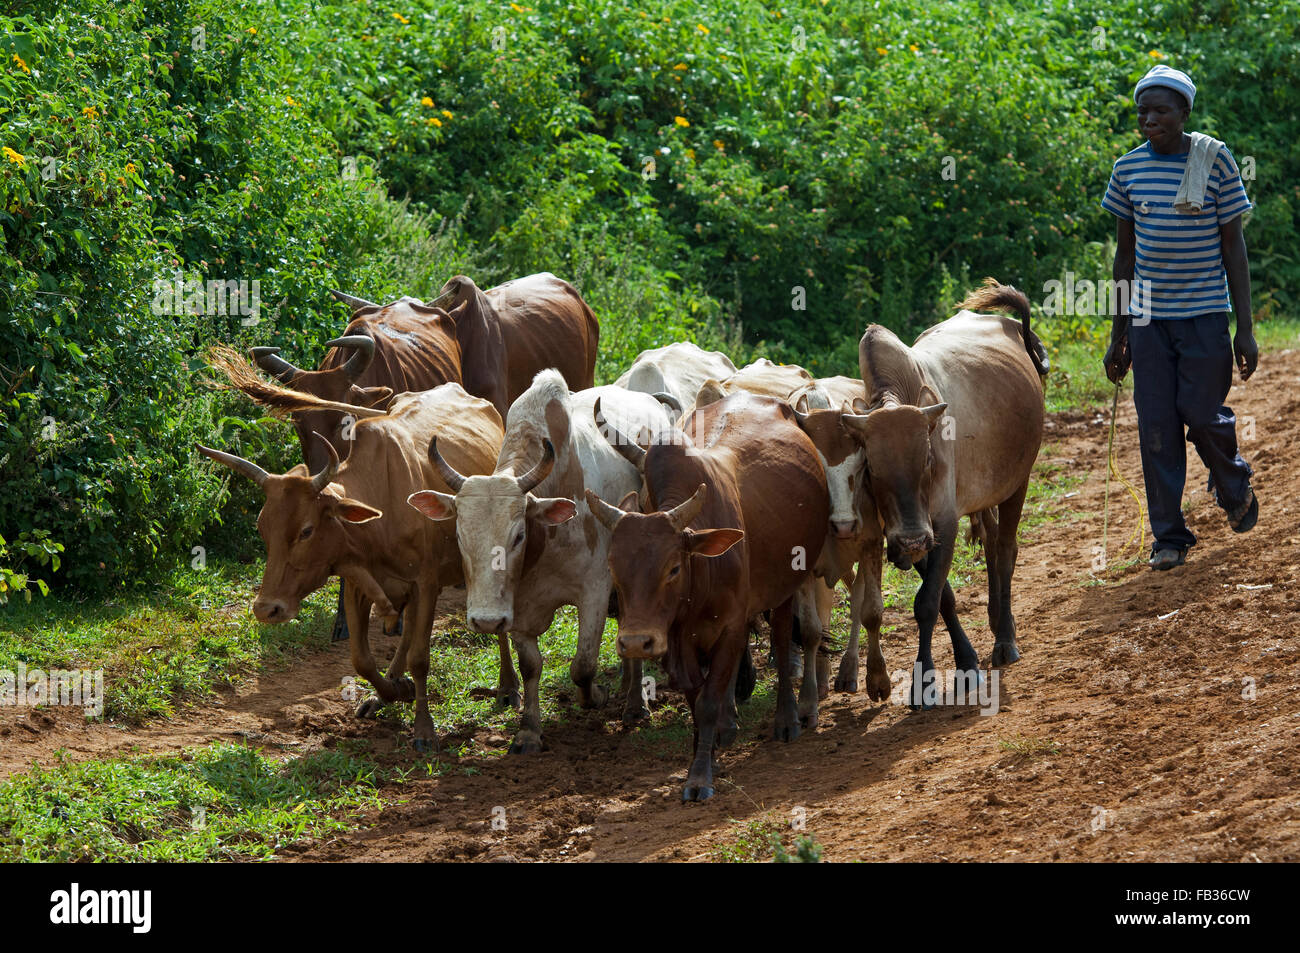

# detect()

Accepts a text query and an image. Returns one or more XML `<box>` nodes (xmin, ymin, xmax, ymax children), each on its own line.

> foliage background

<box><xmin>2</xmin><ymin>0</ymin><xmax>1295</xmax><ymax>592</ymax></box>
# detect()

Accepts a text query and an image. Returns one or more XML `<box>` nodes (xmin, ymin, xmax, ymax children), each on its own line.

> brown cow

<box><xmin>252</xmin><ymin>293</ymin><xmax>464</xmax><ymax>474</ymax></box>
<box><xmin>430</xmin><ymin>272</ymin><xmax>599</xmax><ymax>417</ymax></box>
<box><xmin>587</xmin><ymin>392</ymin><xmax>828</xmax><ymax>801</ymax></box>
<box><xmin>841</xmin><ymin>279</ymin><xmax>1045</xmax><ymax>704</ymax></box>
<box><xmin>199</xmin><ymin>369</ymin><xmax>504</xmax><ymax>751</ymax></box>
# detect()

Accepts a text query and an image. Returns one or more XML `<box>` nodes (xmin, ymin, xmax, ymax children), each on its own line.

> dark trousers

<box><xmin>1129</xmin><ymin>312</ymin><xmax>1252</xmax><ymax>551</ymax></box>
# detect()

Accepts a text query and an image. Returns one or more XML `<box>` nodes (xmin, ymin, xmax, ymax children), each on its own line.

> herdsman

<box><xmin>1101</xmin><ymin>64</ymin><xmax>1258</xmax><ymax>570</ymax></box>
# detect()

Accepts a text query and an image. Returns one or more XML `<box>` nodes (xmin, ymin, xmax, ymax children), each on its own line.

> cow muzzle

<box><xmin>468</xmin><ymin>612</ymin><xmax>512</xmax><ymax>635</ymax></box>
<box><xmin>887</xmin><ymin>533</ymin><xmax>935</xmax><ymax>569</ymax></box>
<box><xmin>830</xmin><ymin>518</ymin><xmax>858</xmax><ymax>539</ymax></box>
<box><xmin>616</xmin><ymin>630</ymin><xmax>667</xmax><ymax>659</ymax></box>
<box><xmin>253</xmin><ymin>597</ymin><xmax>299</xmax><ymax>624</ymax></box>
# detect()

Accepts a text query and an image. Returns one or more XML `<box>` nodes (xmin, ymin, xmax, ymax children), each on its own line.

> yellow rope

<box><xmin>1102</xmin><ymin>381</ymin><xmax>1147</xmax><ymax>569</ymax></box>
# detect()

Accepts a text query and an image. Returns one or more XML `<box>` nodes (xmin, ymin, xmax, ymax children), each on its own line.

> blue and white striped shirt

<box><xmin>1101</xmin><ymin>140</ymin><xmax>1252</xmax><ymax>320</ymax></box>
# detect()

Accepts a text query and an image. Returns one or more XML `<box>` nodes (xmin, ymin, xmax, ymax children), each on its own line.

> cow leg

<box><xmin>794</xmin><ymin>579</ymin><xmax>824</xmax><ymax>729</ymax></box>
<box><xmin>331</xmin><ymin>582</ymin><xmax>349</xmax><ymax>642</ymax></box>
<box><xmin>770</xmin><ymin>597</ymin><xmax>801</xmax><ymax>742</ymax></box>
<box><xmin>406</xmin><ymin>584</ymin><xmax>441</xmax><ymax>754</ymax></box>
<box><xmin>508</xmin><ymin>633</ymin><xmax>545</xmax><ymax>754</ymax></box>
<box><xmin>814</xmin><ymin>577</ymin><xmax>835</xmax><ymax>701</ymax></box>
<box><xmin>683</xmin><ymin>631</ymin><xmax>740</xmax><ymax>802</ymax></box>
<box><xmin>907</xmin><ymin>522</ymin><xmax>976</xmax><ymax>707</ymax></box>
<box><xmin>990</xmin><ymin>481</ymin><xmax>1029</xmax><ymax>667</ymax></box>
<box><xmin>619</xmin><ymin>657</ymin><xmax>648</xmax><ymax>724</ymax></box>
<box><xmin>860</xmin><ymin>542</ymin><xmax>892</xmax><ymax>701</ymax></box>
<box><xmin>345</xmin><ymin>585</ymin><xmax>414</xmax><ymax>716</ymax></box>
<box><xmin>571</xmin><ymin>588</ymin><xmax>610</xmax><ymax>709</ymax></box>
<box><xmin>495</xmin><ymin>633</ymin><xmax>521</xmax><ymax>710</ymax></box>
<box><xmin>381</xmin><ymin>599</ymin><xmax>416</xmax><ymax>682</ymax></box>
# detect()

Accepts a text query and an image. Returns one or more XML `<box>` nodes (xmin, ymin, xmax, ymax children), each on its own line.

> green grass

<box><xmin>0</xmin><ymin>740</ymin><xmax>400</xmax><ymax>862</ymax></box>
<box><xmin>998</xmin><ymin>734</ymin><xmax>1061</xmax><ymax>758</ymax></box>
<box><xmin>0</xmin><ymin>562</ymin><xmax>335</xmax><ymax>723</ymax></box>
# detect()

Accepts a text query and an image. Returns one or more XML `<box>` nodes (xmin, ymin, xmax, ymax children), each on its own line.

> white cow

<box><xmin>614</xmin><ymin>341</ymin><xmax>737</xmax><ymax>416</ymax></box>
<box><xmin>408</xmin><ymin>369</ymin><xmax>675</xmax><ymax>753</ymax></box>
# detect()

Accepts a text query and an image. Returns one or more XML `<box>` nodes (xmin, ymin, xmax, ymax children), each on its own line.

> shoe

<box><xmin>1226</xmin><ymin>487</ymin><xmax>1258</xmax><ymax>533</ymax></box>
<box><xmin>1149</xmin><ymin>546</ymin><xmax>1187</xmax><ymax>571</ymax></box>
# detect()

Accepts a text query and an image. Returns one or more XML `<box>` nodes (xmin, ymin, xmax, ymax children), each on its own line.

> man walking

<box><xmin>1101</xmin><ymin>64</ymin><xmax>1258</xmax><ymax>570</ymax></box>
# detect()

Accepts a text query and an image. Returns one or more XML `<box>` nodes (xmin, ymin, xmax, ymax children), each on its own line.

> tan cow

<box><xmin>691</xmin><ymin>357</ymin><xmax>815</xmax><ymax>413</ymax></box>
<box><xmin>200</xmin><ymin>364</ymin><xmax>503</xmax><ymax>751</ymax></box>
<box><xmin>587</xmin><ymin>392</ymin><xmax>828</xmax><ymax>801</ymax></box>
<box><xmin>614</xmin><ymin>340</ymin><xmax>737</xmax><ymax>416</ymax></box>
<box><xmin>841</xmin><ymin>279</ymin><xmax>1045</xmax><ymax>704</ymax></box>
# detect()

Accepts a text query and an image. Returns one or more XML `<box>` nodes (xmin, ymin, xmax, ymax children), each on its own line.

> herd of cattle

<box><xmin>199</xmin><ymin>271</ymin><xmax>1049</xmax><ymax>801</ymax></box>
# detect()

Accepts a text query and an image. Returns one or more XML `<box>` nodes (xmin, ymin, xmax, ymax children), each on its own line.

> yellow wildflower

<box><xmin>909</xmin><ymin>44</ymin><xmax>919</xmax><ymax>52</ymax></box>
<box><xmin>82</xmin><ymin>105</ymin><xmax>99</xmax><ymax>119</ymax></box>
<box><xmin>674</xmin><ymin>116</ymin><xmax>689</xmax><ymax>127</ymax></box>
<box><xmin>2</xmin><ymin>146</ymin><xmax>25</xmax><ymax>166</ymax></box>
<box><xmin>421</xmin><ymin>96</ymin><xmax>434</xmax><ymax>107</ymax></box>
<box><xmin>685</xmin><ymin>148</ymin><xmax>695</xmax><ymax>160</ymax></box>
<box><xmin>440</xmin><ymin>109</ymin><xmax>453</xmax><ymax>119</ymax></box>
<box><xmin>876</xmin><ymin>47</ymin><xmax>888</xmax><ymax>56</ymax></box>
<box><xmin>696</xmin><ymin>24</ymin><xmax>709</xmax><ymax>34</ymax></box>
<box><xmin>1148</xmin><ymin>50</ymin><xmax>1165</xmax><ymax>59</ymax></box>
<box><xmin>712</xmin><ymin>139</ymin><xmax>725</xmax><ymax>150</ymax></box>
<box><xmin>285</xmin><ymin>95</ymin><xmax>297</xmax><ymax>106</ymax></box>
<box><xmin>125</xmin><ymin>162</ymin><xmax>136</xmax><ymax>174</ymax></box>
<box><xmin>12</xmin><ymin>54</ymin><xmax>30</xmax><ymax>74</ymax></box>
<box><xmin>673</xmin><ymin>63</ymin><xmax>688</xmax><ymax>71</ymax></box>
<box><xmin>426</xmin><ymin>116</ymin><xmax>442</xmax><ymax>127</ymax></box>
<box><xmin>246</xmin><ymin>27</ymin><xmax>256</xmax><ymax>35</ymax></box>
<box><xmin>392</xmin><ymin>13</ymin><xmax>409</xmax><ymax>24</ymax></box>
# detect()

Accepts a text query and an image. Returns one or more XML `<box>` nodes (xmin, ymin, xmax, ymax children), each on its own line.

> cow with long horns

<box><xmin>197</xmin><ymin>375</ymin><xmax>503</xmax><ymax>752</ymax></box>
<box><xmin>407</xmin><ymin>370</ymin><xmax>677</xmax><ymax>752</ymax></box>
<box><xmin>586</xmin><ymin>391</ymin><xmax>828</xmax><ymax>801</ymax></box>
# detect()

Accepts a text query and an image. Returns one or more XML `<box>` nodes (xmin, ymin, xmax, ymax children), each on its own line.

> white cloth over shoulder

<box><xmin>1173</xmin><ymin>132</ymin><xmax>1225</xmax><ymax>213</ymax></box>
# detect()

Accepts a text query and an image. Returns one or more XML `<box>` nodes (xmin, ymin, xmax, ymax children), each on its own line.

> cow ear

<box><xmin>841</xmin><ymin>411</ymin><xmax>871</xmax><ymax>438</ymax></box>
<box><xmin>695</xmin><ymin>379</ymin><xmax>726</xmax><ymax>408</ymax></box>
<box><xmin>851</xmin><ymin>397</ymin><xmax>869</xmax><ymax>414</ymax></box>
<box><xmin>617</xmin><ymin>490</ymin><xmax>641</xmax><ymax>514</ymax></box>
<box><xmin>444</xmin><ymin>299</ymin><xmax>469</xmax><ymax>323</ymax></box>
<box><xmin>921</xmin><ymin>402</ymin><xmax>948</xmax><ymax>432</ymax></box>
<box><xmin>544</xmin><ymin>398</ymin><xmax>571</xmax><ymax>450</ymax></box>
<box><xmin>331</xmin><ymin>497</ymin><xmax>383</xmax><ymax>523</ymax></box>
<box><xmin>527</xmin><ymin>495</ymin><xmax>577</xmax><ymax>525</ymax></box>
<box><xmin>352</xmin><ymin>385</ymin><xmax>394</xmax><ymax>408</ymax></box>
<box><xmin>407</xmin><ymin>490</ymin><xmax>457</xmax><ymax>521</ymax></box>
<box><xmin>794</xmin><ymin>393</ymin><xmax>810</xmax><ymax>414</ymax></box>
<box><xmin>686</xmin><ymin>528</ymin><xmax>744</xmax><ymax>558</ymax></box>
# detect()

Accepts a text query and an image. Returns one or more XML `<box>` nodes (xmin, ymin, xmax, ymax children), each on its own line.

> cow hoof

<box><xmin>330</xmin><ymin>615</ymin><xmax>349</xmax><ymax>643</ymax></box>
<box><xmin>834</xmin><ymin>674</ymin><xmax>859</xmax><ymax>693</ymax></box>
<box><xmin>773</xmin><ymin>714</ymin><xmax>802</xmax><ymax>743</ymax></box>
<box><xmin>798</xmin><ymin>709</ymin><xmax>819</xmax><ymax>731</ymax></box>
<box><xmin>905</xmin><ymin>682</ymin><xmax>936</xmax><ymax>711</ymax></box>
<box><xmin>393</xmin><ymin>676</ymin><xmax>417</xmax><ymax>702</ymax></box>
<box><xmin>412</xmin><ymin>737</ymin><xmax>438</xmax><ymax>755</ymax></box>
<box><xmin>581</xmin><ymin>684</ymin><xmax>608</xmax><ymax>709</ymax></box>
<box><xmin>622</xmin><ymin>706</ymin><xmax>650</xmax><ymax>727</ymax></box>
<box><xmin>991</xmin><ymin>641</ymin><xmax>1021</xmax><ymax>667</ymax></box>
<box><xmin>380</xmin><ymin>615</ymin><xmax>401</xmax><ymax>636</ymax></box>
<box><xmin>508</xmin><ymin>736</ymin><xmax>543</xmax><ymax>755</ymax></box>
<box><xmin>355</xmin><ymin>699</ymin><xmax>382</xmax><ymax>719</ymax></box>
<box><xmin>682</xmin><ymin>783</ymin><xmax>715</xmax><ymax>802</ymax></box>
<box><xmin>496</xmin><ymin>689</ymin><xmax>521</xmax><ymax>711</ymax></box>
<box><xmin>865</xmin><ymin>672</ymin><xmax>893</xmax><ymax>703</ymax></box>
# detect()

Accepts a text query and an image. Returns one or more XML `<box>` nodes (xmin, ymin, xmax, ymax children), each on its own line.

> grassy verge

<box><xmin>0</xmin><ymin>740</ymin><xmax>403</xmax><ymax>862</ymax></box>
<box><xmin>0</xmin><ymin>562</ymin><xmax>335</xmax><ymax>722</ymax></box>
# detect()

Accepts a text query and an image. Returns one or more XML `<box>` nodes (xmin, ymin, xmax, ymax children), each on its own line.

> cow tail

<box><xmin>957</xmin><ymin>278</ymin><xmax>1050</xmax><ymax>378</ymax></box>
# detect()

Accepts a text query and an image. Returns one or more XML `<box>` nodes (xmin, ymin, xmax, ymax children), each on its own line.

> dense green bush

<box><xmin>3</xmin><ymin>0</ymin><xmax>1295</xmax><ymax>592</ymax></box>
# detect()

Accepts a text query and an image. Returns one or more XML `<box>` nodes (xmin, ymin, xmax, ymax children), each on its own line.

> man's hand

<box><xmin>1104</xmin><ymin>333</ymin><xmax>1131</xmax><ymax>384</ymax></box>
<box><xmin>1234</xmin><ymin>330</ymin><xmax>1258</xmax><ymax>381</ymax></box>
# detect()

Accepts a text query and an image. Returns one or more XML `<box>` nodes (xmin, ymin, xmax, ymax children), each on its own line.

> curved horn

<box><xmin>309</xmin><ymin>432</ymin><xmax>340</xmax><ymax>493</ymax></box>
<box><xmin>652</xmin><ymin>391</ymin><xmax>682</xmax><ymax>414</ymax></box>
<box><xmin>515</xmin><ymin>438</ymin><xmax>556</xmax><ymax>494</ymax></box>
<box><xmin>427</xmin><ymin>276</ymin><xmax>465</xmax><ymax>310</ymax></box>
<box><xmin>666</xmin><ymin>483</ymin><xmax>708</xmax><ymax>531</ymax></box>
<box><xmin>330</xmin><ymin>289</ymin><xmax>379</xmax><ymax>311</ymax></box>
<box><xmin>196</xmin><ymin>444</ymin><xmax>271</xmax><ymax>489</ymax></box>
<box><xmin>594</xmin><ymin>396</ymin><xmax>646</xmax><ymax>471</ymax></box>
<box><xmin>249</xmin><ymin>346</ymin><xmax>302</xmax><ymax>383</ymax></box>
<box><xmin>428</xmin><ymin>436</ymin><xmax>468</xmax><ymax>493</ymax></box>
<box><xmin>325</xmin><ymin>334</ymin><xmax>376</xmax><ymax>381</ymax></box>
<box><xmin>585</xmin><ymin>488</ymin><xmax>626</xmax><ymax>531</ymax></box>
